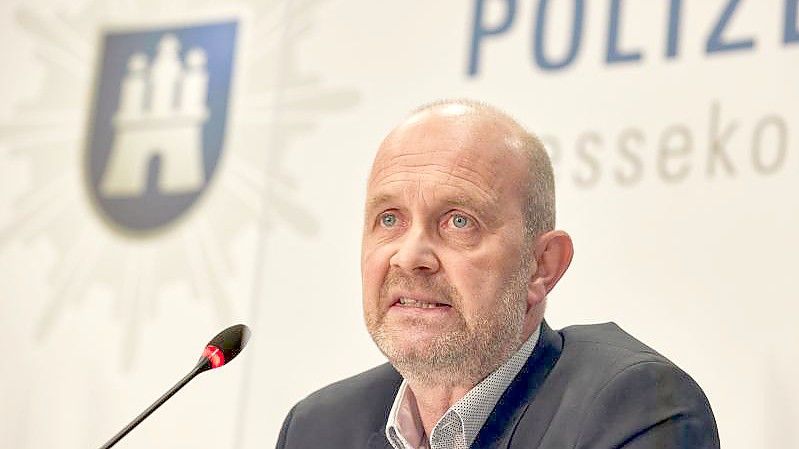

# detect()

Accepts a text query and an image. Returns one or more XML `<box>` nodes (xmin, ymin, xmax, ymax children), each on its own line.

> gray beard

<box><xmin>366</xmin><ymin>268</ymin><xmax>529</xmax><ymax>388</ymax></box>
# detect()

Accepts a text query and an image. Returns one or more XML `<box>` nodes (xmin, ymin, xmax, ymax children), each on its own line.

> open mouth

<box><xmin>396</xmin><ymin>297</ymin><xmax>451</xmax><ymax>309</ymax></box>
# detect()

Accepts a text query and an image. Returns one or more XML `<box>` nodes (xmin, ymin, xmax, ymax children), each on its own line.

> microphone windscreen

<box><xmin>201</xmin><ymin>324</ymin><xmax>251</xmax><ymax>369</ymax></box>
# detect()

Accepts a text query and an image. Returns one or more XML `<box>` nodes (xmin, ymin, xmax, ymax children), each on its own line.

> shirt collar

<box><xmin>385</xmin><ymin>325</ymin><xmax>541</xmax><ymax>449</ymax></box>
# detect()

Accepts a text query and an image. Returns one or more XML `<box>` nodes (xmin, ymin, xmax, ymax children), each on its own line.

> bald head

<box><xmin>377</xmin><ymin>99</ymin><xmax>555</xmax><ymax>239</ymax></box>
<box><xmin>362</xmin><ymin>100</ymin><xmax>563</xmax><ymax>385</ymax></box>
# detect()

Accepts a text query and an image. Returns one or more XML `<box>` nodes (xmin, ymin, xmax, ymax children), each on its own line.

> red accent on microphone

<box><xmin>202</xmin><ymin>345</ymin><xmax>226</xmax><ymax>369</ymax></box>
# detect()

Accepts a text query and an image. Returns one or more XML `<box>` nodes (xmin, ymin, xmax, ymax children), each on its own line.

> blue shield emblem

<box><xmin>86</xmin><ymin>20</ymin><xmax>238</xmax><ymax>233</ymax></box>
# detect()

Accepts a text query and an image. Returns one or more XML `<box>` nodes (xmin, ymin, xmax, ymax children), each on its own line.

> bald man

<box><xmin>276</xmin><ymin>100</ymin><xmax>719</xmax><ymax>449</ymax></box>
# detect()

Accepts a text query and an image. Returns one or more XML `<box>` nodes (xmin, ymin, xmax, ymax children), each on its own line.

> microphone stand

<box><xmin>99</xmin><ymin>359</ymin><xmax>210</xmax><ymax>449</ymax></box>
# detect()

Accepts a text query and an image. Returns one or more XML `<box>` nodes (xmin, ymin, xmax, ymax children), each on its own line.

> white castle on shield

<box><xmin>100</xmin><ymin>34</ymin><xmax>209</xmax><ymax>197</ymax></box>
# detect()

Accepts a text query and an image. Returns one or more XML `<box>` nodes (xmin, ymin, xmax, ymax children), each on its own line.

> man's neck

<box><xmin>398</xmin><ymin>325</ymin><xmax>542</xmax><ymax>440</ymax></box>
<box><xmin>406</xmin><ymin>382</ymin><xmax>473</xmax><ymax>439</ymax></box>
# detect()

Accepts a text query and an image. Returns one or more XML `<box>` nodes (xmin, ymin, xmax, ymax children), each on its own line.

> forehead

<box><xmin>367</xmin><ymin>111</ymin><xmax>528</xmax><ymax>210</ymax></box>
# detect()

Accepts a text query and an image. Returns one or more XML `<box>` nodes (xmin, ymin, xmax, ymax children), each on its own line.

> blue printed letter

<box><xmin>706</xmin><ymin>0</ymin><xmax>755</xmax><ymax>54</ymax></box>
<box><xmin>468</xmin><ymin>0</ymin><xmax>517</xmax><ymax>76</ymax></box>
<box><xmin>606</xmin><ymin>0</ymin><xmax>643</xmax><ymax>63</ymax></box>
<box><xmin>533</xmin><ymin>0</ymin><xmax>585</xmax><ymax>71</ymax></box>
<box><xmin>666</xmin><ymin>0</ymin><xmax>682</xmax><ymax>58</ymax></box>
<box><xmin>785</xmin><ymin>0</ymin><xmax>799</xmax><ymax>44</ymax></box>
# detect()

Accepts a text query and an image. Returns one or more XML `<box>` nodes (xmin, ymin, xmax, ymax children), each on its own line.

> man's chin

<box><xmin>384</xmin><ymin>338</ymin><xmax>443</xmax><ymax>359</ymax></box>
<box><xmin>375</xmin><ymin>323</ymin><xmax>460</xmax><ymax>352</ymax></box>
<box><xmin>375</xmin><ymin>332</ymin><xmax>465</xmax><ymax>368</ymax></box>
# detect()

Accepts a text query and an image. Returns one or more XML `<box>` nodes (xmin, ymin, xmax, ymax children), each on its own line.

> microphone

<box><xmin>98</xmin><ymin>324</ymin><xmax>251</xmax><ymax>449</ymax></box>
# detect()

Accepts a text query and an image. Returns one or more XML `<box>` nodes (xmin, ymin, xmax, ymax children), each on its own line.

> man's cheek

<box><xmin>362</xmin><ymin>262</ymin><xmax>388</xmax><ymax>302</ymax></box>
<box><xmin>361</xmin><ymin>251</ymin><xmax>380</xmax><ymax>275</ymax></box>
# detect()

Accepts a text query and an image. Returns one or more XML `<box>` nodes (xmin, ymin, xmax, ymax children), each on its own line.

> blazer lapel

<box><xmin>472</xmin><ymin>321</ymin><xmax>563</xmax><ymax>449</ymax></box>
<box><xmin>367</xmin><ymin>431</ymin><xmax>394</xmax><ymax>449</ymax></box>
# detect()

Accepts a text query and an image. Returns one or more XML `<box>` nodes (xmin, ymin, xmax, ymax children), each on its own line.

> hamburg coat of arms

<box><xmin>85</xmin><ymin>20</ymin><xmax>238</xmax><ymax>234</ymax></box>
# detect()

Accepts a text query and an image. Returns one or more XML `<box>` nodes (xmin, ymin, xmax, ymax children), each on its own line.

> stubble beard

<box><xmin>365</xmin><ymin>266</ymin><xmax>530</xmax><ymax>387</ymax></box>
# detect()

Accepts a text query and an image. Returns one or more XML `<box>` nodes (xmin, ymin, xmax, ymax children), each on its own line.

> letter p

<box><xmin>468</xmin><ymin>0</ymin><xmax>517</xmax><ymax>76</ymax></box>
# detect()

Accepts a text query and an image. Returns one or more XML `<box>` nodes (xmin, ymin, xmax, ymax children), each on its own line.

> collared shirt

<box><xmin>385</xmin><ymin>326</ymin><xmax>541</xmax><ymax>449</ymax></box>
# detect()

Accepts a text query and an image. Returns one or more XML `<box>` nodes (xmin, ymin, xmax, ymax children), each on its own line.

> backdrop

<box><xmin>1</xmin><ymin>0</ymin><xmax>796</xmax><ymax>448</ymax></box>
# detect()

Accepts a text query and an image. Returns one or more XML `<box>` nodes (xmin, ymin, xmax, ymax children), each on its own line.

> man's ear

<box><xmin>528</xmin><ymin>230</ymin><xmax>574</xmax><ymax>303</ymax></box>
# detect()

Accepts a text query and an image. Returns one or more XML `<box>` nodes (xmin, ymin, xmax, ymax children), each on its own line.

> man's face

<box><xmin>361</xmin><ymin>108</ymin><xmax>536</xmax><ymax>385</ymax></box>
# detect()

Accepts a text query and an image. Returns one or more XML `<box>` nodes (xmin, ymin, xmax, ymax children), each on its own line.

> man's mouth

<box><xmin>396</xmin><ymin>297</ymin><xmax>451</xmax><ymax>309</ymax></box>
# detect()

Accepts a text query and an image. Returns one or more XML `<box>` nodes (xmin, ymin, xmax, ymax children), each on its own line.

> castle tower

<box><xmin>149</xmin><ymin>35</ymin><xmax>182</xmax><ymax>115</ymax></box>
<box><xmin>180</xmin><ymin>48</ymin><xmax>209</xmax><ymax>116</ymax></box>
<box><xmin>117</xmin><ymin>53</ymin><xmax>147</xmax><ymax>118</ymax></box>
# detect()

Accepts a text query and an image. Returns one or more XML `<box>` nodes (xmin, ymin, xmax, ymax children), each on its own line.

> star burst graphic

<box><xmin>0</xmin><ymin>0</ymin><xmax>358</xmax><ymax>369</ymax></box>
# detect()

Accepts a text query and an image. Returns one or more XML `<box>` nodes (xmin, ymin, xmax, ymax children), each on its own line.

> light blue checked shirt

<box><xmin>385</xmin><ymin>326</ymin><xmax>541</xmax><ymax>449</ymax></box>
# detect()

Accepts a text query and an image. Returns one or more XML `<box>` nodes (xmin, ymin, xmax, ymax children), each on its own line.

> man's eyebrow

<box><xmin>366</xmin><ymin>193</ymin><xmax>491</xmax><ymax>210</ymax></box>
<box><xmin>366</xmin><ymin>192</ymin><xmax>500</xmax><ymax>225</ymax></box>
<box><xmin>444</xmin><ymin>195</ymin><xmax>500</xmax><ymax>225</ymax></box>
<box><xmin>444</xmin><ymin>194</ymin><xmax>491</xmax><ymax>212</ymax></box>
<box><xmin>365</xmin><ymin>193</ymin><xmax>396</xmax><ymax>212</ymax></box>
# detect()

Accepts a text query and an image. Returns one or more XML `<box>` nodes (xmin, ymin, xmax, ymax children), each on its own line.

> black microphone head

<box><xmin>198</xmin><ymin>324</ymin><xmax>251</xmax><ymax>371</ymax></box>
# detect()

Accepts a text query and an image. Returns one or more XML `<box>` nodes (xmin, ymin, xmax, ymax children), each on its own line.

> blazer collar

<box><xmin>366</xmin><ymin>321</ymin><xmax>563</xmax><ymax>449</ymax></box>
<box><xmin>367</xmin><ymin>431</ymin><xmax>394</xmax><ymax>449</ymax></box>
<box><xmin>471</xmin><ymin>320</ymin><xmax>564</xmax><ymax>449</ymax></box>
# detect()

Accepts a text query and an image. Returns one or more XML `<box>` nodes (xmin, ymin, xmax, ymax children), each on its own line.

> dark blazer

<box><xmin>276</xmin><ymin>322</ymin><xmax>719</xmax><ymax>449</ymax></box>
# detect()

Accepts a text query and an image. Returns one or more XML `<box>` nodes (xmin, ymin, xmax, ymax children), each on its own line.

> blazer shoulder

<box><xmin>560</xmin><ymin>322</ymin><xmax>669</xmax><ymax>365</ymax></box>
<box><xmin>296</xmin><ymin>362</ymin><xmax>401</xmax><ymax>413</ymax></box>
<box><xmin>281</xmin><ymin>364</ymin><xmax>400</xmax><ymax>443</ymax></box>
<box><xmin>513</xmin><ymin>323</ymin><xmax>718</xmax><ymax>449</ymax></box>
<box><xmin>278</xmin><ymin>364</ymin><xmax>401</xmax><ymax>448</ymax></box>
<box><xmin>546</xmin><ymin>322</ymin><xmax>694</xmax><ymax>413</ymax></box>
<box><xmin>553</xmin><ymin>322</ymin><xmax>712</xmax><ymax>427</ymax></box>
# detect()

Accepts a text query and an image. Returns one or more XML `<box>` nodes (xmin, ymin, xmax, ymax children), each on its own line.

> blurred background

<box><xmin>0</xmin><ymin>0</ymin><xmax>796</xmax><ymax>447</ymax></box>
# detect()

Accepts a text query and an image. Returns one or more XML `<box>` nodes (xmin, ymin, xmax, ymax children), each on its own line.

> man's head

<box><xmin>361</xmin><ymin>100</ymin><xmax>573</xmax><ymax>387</ymax></box>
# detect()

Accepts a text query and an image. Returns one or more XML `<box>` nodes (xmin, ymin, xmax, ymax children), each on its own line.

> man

<box><xmin>276</xmin><ymin>100</ymin><xmax>719</xmax><ymax>449</ymax></box>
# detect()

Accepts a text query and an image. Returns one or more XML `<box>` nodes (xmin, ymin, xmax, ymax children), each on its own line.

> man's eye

<box><xmin>451</xmin><ymin>214</ymin><xmax>470</xmax><ymax>228</ymax></box>
<box><xmin>380</xmin><ymin>213</ymin><xmax>398</xmax><ymax>227</ymax></box>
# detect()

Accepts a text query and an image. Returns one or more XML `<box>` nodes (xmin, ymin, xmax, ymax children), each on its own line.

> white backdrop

<box><xmin>1</xmin><ymin>0</ymin><xmax>797</xmax><ymax>448</ymax></box>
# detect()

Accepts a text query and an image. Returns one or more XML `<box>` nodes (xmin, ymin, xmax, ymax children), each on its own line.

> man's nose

<box><xmin>389</xmin><ymin>226</ymin><xmax>440</xmax><ymax>274</ymax></box>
